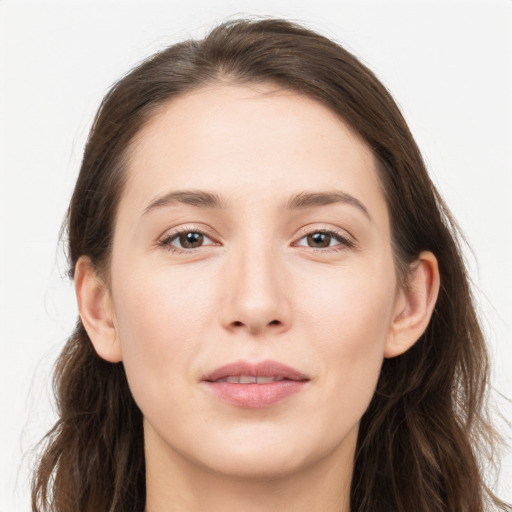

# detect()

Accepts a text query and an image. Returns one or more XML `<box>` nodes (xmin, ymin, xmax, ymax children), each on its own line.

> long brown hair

<box><xmin>32</xmin><ymin>17</ymin><xmax>510</xmax><ymax>512</ymax></box>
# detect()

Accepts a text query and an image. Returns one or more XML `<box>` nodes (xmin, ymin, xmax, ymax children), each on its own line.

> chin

<box><xmin>200</xmin><ymin>448</ymin><xmax>311</xmax><ymax>482</ymax></box>
<box><xmin>187</xmin><ymin>425</ymin><xmax>348</xmax><ymax>482</ymax></box>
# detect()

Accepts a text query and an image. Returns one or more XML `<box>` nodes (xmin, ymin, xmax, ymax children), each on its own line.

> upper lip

<box><xmin>202</xmin><ymin>359</ymin><xmax>309</xmax><ymax>382</ymax></box>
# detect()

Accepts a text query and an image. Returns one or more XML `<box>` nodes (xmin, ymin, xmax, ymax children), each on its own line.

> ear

<box><xmin>74</xmin><ymin>256</ymin><xmax>122</xmax><ymax>363</ymax></box>
<box><xmin>384</xmin><ymin>251</ymin><xmax>440</xmax><ymax>358</ymax></box>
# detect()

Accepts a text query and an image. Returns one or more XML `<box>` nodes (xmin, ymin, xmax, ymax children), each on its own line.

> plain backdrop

<box><xmin>1</xmin><ymin>0</ymin><xmax>511</xmax><ymax>509</ymax></box>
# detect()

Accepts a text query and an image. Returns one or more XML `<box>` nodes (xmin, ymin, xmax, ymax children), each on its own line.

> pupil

<box><xmin>180</xmin><ymin>232</ymin><xmax>203</xmax><ymax>248</ymax></box>
<box><xmin>308</xmin><ymin>232</ymin><xmax>330</xmax><ymax>248</ymax></box>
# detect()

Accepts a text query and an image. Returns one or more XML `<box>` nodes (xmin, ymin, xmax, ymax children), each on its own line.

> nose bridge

<box><xmin>220</xmin><ymin>229</ymin><xmax>290</xmax><ymax>335</ymax></box>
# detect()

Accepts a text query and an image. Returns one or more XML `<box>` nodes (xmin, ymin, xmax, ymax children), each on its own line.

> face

<box><xmin>107</xmin><ymin>84</ymin><xmax>402</xmax><ymax>479</ymax></box>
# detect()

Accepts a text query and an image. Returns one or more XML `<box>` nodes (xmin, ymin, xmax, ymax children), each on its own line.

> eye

<box><xmin>159</xmin><ymin>229</ymin><xmax>216</xmax><ymax>253</ymax></box>
<box><xmin>295</xmin><ymin>229</ymin><xmax>354</xmax><ymax>252</ymax></box>
<box><xmin>159</xmin><ymin>227</ymin><xmax>354</xmax><ymax>255</ymax></box>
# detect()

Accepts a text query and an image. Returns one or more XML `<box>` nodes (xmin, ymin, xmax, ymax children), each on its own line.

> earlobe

<box><xmin>74</xmin><ymin>256</ymin><xmax>122</xmax><ymax>363</ymax></box>
<box><xmin>384</xmin><ymin>251</ymin><xmax>440</xmax><ymax>358</ymax></box>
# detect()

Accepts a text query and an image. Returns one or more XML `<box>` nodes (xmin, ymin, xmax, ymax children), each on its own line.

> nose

<box><xmin>219</xmin><ymin>243</ymin><xmax>292</xmax><ymax>336</ymax></box>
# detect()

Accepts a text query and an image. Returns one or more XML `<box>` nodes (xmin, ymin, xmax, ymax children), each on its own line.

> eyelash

<box><xmin>158</xmin><ymin>227</ymin><xmax>355</xmax><ymax>255</ymax></box>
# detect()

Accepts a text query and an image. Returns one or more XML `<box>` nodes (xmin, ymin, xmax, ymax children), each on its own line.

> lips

<box><xmin>201</xmin><ymin>360</ymin><xmax>309</xmax><ymax>408</ymax></box>
<box><xmin>202</xmin><ymin>360</ymin><xmax>309</xmax><ymax>382</ymax></box>
<box><xmin>214</xmin><ymin>375</ymin><xmax>287</xmax><ymax>383</ymax></box>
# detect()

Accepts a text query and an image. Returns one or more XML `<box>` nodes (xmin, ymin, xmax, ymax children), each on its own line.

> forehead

<box><xmin>120</xmin><ymin>83</ymin><xmax>387</xmax><ymax>220</ymax></box>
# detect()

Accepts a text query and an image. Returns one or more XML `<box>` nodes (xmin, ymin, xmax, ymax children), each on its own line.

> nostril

<box><xmin>229</xmin><ymin>319</ymin><xmax>283</xmax><ymax>331</ymax></box>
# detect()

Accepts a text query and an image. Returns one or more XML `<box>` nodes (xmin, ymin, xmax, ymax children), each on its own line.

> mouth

<box><xmin>201</xmin><ymin>360</ymin><xmax>309</xmax><ymax>408</ymax></box>
<box><xmin>212</xmin><ymin>375</ymin><xmax>293</xmax><ymax>383</ymax></box>
<box><xmin>202</xmin><ymin>359</ymin><xmax>309</xmax><ymax>382</ymax></box>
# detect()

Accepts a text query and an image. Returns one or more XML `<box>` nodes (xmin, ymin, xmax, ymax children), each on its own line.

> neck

<box><xmin>144</xmin><ymin>423</ymin><xmax>356</xmax><ymax>512</ymax></box>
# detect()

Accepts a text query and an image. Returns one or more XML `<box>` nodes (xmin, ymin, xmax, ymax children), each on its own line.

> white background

<box><xmin>1</xmin><ymin>0</ymin><xmax>511</xmax><ymax>510</ymax></box>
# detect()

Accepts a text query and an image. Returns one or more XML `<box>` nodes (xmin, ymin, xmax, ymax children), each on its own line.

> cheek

<box><xmin>110</xmin><ymin>263</ymin><xmax>218</xmax><ymax>412</ymax></box>
<box><xmin>299</xmin><ymin>258</ymin><xmax>396</xmax><ymax>347</ymax></box>
<box><xmin>300</xmin><ymin>264</ymin><xmax>396</xmax><ymax>413</ymax></box>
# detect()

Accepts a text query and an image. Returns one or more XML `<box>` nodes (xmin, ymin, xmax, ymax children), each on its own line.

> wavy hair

<box><xmin>32</xmin><ymin>18</ymin><xmax>510</xmax><ymax>512</ymax></box>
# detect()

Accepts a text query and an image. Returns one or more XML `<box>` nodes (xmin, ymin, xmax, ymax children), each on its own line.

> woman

<box><xmin>31</xmin><ymin>17</ymin><xmax>510</xmax><ymax>512</ymax></box>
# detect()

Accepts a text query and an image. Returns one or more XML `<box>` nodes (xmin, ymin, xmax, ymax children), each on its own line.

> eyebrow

<box><xmin>143</xmin><ymin>189</ymin><xmax>371</xmax><ymax>220</ymax></box>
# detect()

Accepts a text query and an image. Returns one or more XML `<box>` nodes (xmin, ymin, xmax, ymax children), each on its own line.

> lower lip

<box><xmin>203</xmin><ymin>380</ymin><xmax>307</xmax><ymax>408</ymax></box>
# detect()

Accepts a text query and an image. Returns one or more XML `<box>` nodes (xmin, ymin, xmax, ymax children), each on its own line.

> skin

<box><xmin>75</xmin><ymin>83</ymin><xmax>440</xmax><ymax>511</ymax></box>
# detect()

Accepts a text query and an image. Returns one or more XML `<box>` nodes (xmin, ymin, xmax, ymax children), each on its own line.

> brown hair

<box><xmin>32</xmin><ymin>17</ymin><xmax>510</xmax><ymax>512</ymax></box>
